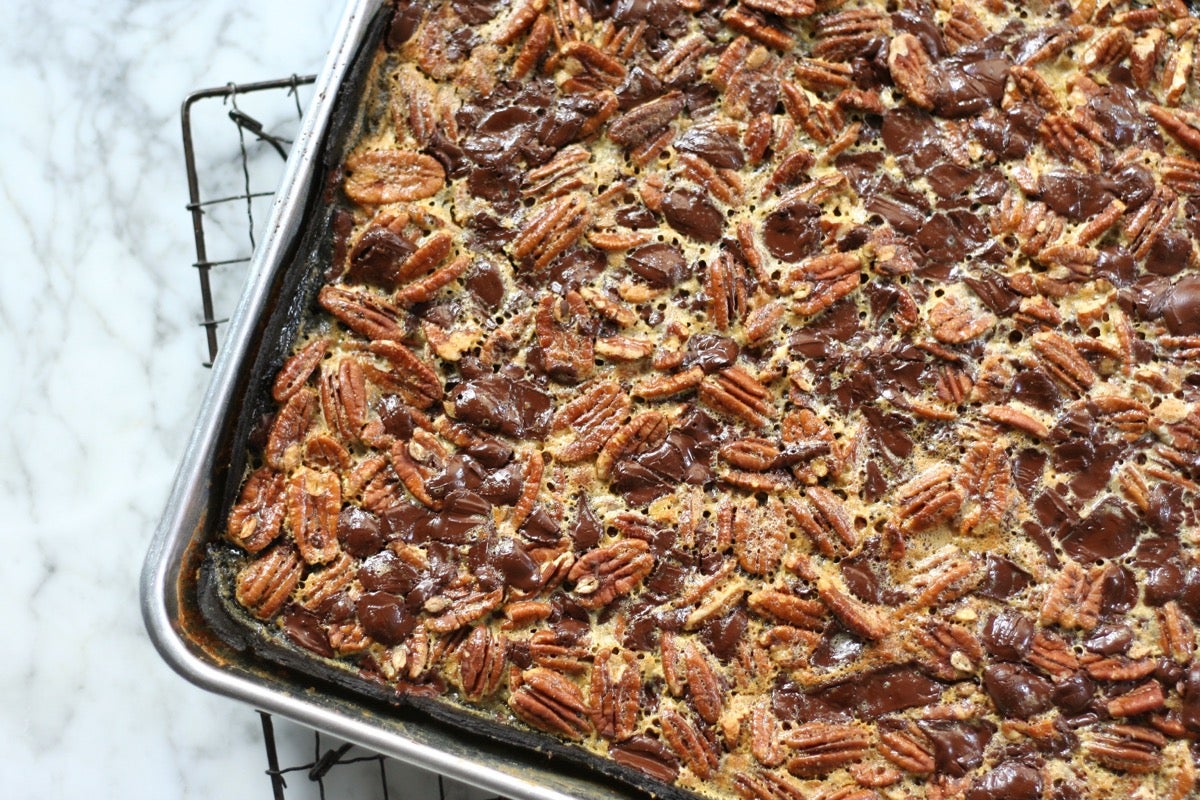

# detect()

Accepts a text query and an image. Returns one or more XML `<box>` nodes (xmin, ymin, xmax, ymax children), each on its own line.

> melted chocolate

<box><xmin>281</xmin><ymin>606</ymin><xmax>334</xmax><ymax>658</ymax></box>
<box><xmin>661</xmin><ymin>187</ymin><xmax>724</xmax><ymax>243</ymax></box>
<box><xmin>465</xmin><ymin>260</ymin><xmax>505</xmax><ymax>308</ymax></box>
<box><xmin>356</xmin><ymin>591</ymin><xmax>416</xmax><ymax>646</ymax></box>
<box><xmin>346</xmin><ymin>226</ymin><xmax>414</xmax><ymax>287</ymax></box>
<box><xmin>675</xmin><ymin>126</ymin><xmax>745</xmax><ymax>169</ymax></box>
<box><xmin>609</xmin><ymin>736</ymin><xmax>680</xmax><ymax>783</ymax></box>
<box><xmin>965</xmin><ymin>762</ymin><xmax>1043</xmax><ymax>800</ymax></box>
<box><xmin>915</xmin><ymin>719</ymin><xmax>994</xmax><ymax>777</ymax></box>
<box><xmin>762</xmin><ymin>200</ymin><xmax>822</xmax><ymax>262</ymax></box>
<box><xmin>1163</xmin><ymin>275</ymin><xmax>1200</xmax><ymax>335</ymax></box>
<box><xmin>983</xmin><ymin>663</ymin><xmax>1053</xmax><ymax>719</ymax></box>
<box><xmin>338</xmin><ymin>506</ymin><xmax>385</xmax><ymax>558</ymax></box>
<box><xmin>682</xmin><ymin>333</ymin><xmax>739</xmax><ymax>374</ymax></box>
<box><xmin>776</xmin><ymin>666</ymin><xmax>945</xmax><ymax>723</ymax></box>
<box><xmin>930</xmin><ymin>55</ymin><xmax>1009</xmax><ymax>118</ymax></box>
<box><xmin>491</xmin><ymin>537</ymin><xmax>541</xmax><ymax>591</ymax></box>
<box><xmin>1052</xmin><ymin>672</ymin><xmax>1097</xmax><ymax>714</ymax></box>
<box><xmin>1037</xmin><ymin>169</ymin><xmax>1115</xmax><ymax>222</ymax></box>
<box><xmin>450</xmin><ymin>375</ymin><xmax>554</xmax><ymax>439</ymax></box>
<box><xmin>982</xmin><ymin>610</ymin><xmax>1034</xmax><ymax>661</ymax></box>
<box><xmin>699</xmin><ymin>607</ymin><xmax>747</xmax><ymax>663</ymax></box>
<box><xmin>977</xmin><ymin>555</ymin><xmax>1032</xmax><ymax>600</ymax></box>
<box><xmin>358</xmin><ymin>551</ymin><xmax>420</xmax><ymax>596</ymax></box>
<box><xmin>1059</xmin><ymin>498</ymin><xmax>1139</xmax><ymax>562</ymax></box>
<box><xmin>627</xmin><ymin>243</ymin><xmax>687</xmax><ymax>288</ymax></box>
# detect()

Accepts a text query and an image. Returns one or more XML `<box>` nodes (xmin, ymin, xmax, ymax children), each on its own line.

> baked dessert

<box><xmin>217</xmin><ymin>0</ymin><xmax>1200</xmax><ymax>798</ymax></box>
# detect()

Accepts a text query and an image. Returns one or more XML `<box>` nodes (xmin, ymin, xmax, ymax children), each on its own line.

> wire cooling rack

<box><xmin>180</xmin><ymin>77</ymin><xmax>502</xmax><ymax>800</ymax></box>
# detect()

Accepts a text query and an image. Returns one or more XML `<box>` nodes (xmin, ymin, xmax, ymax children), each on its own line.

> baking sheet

<box><xmin>140</xmin><ymin>2</ymin><xmax>648</xmax><ymax>797</ymax></box>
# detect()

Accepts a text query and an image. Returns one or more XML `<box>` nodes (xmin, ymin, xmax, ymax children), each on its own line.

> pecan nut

<box><xmin>343</xmin><ymin>149</ymin><xmax>445</xmax><ymax>205</ymax></box>
<box><xmin>509</xmin><ymin>668</ymin><xmax>592</xmax><ymax>741</ymax></box>
<box><xmin>567</xmin><ymin>539</ymin><xmax>655</xmax><ymax>609</ymax></box>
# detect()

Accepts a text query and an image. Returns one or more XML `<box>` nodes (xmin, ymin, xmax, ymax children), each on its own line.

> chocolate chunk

<box><xmin>609</xmin><ymin>735</ymin><xmax>680</xmax><ymax>784</ymax></box>
<box><xmin>425</xmin><ymin>453</ymin><xmax>486</xmax><ymax>499</ymax></box>
<box><xmin>1084</xmin><ymin>623</ymin><xmax>1133</xmax><ymax>655</ymax></box>
<box><xmin>1163</xmin><ymin>275</ymin><xmax>1200</xmax><ymax>335</ymax></box>
<box><xmin>615</xmin><ymin>65</ymin><xmax>665</xmax><ymax>110</ymax></box>
<box><xmin>915</xmin><ymin>210</ymin><xmax>989</xmax><ymax>262</ymax></box>
<box><xmin>915</xmin><ymin>720</ymin><xmax>994</xmax><ymax>777</ymax></box>
<box><xmin>810</xmin><ymin>628</ymin><xmax>866</xmax><ymax>670</ymax></box>
<box><xmin>982</xmin><ymin>610</ymin><xmax>1035</xmax><ymax>661</ymax></box>
<box><xmin>357</xmin><ymin>591</ymin><xmax>416</xmax><ymax>646</ymax></box>
<box><xmin>491</xmin><ymin>537</ymin><xmax>541</xmax><ymax>591</ymax></box>
<box><xmin>465</xmin><ymin>260</ymin><xmax>506</xmax><ymax>308</ymax></box>
<box><xmin>893</xmin><ymin>8</ymin><xmax>947</xmax><ymax>59</ymax></box>
<box><xmin>1059</xmin><ymin>498</ymin><xmax>1139</xmax><ymax>562</ymax></box>
<box><xmin>615</xmin><ymin>204</ymin><xmax>657</xmax><ymax>229</ymax></box>
<box><xmin>1012</xmin><ymin>449</ymin><xmax>1046</xmax><ymax>498</ymax></box>
<box><xmin>927</xmin><ymin>161</ymin><xmax>979</xmax><ymax>198</ymax></box>
<box><xmin>971</xmin><ymin>104</ymin><xmax>1041</xmax><ymax>161</ymax></box>
<box><xmin>983</xmin><ymin>663</ymin><xmax>1053</xmax><ymax>719</ymax></box>
<box><xmin>627</xmin><ymin>243</ymin><xmax>688</xmax><ymax>287</ymax></box>
<box><xmin>1011</xmin><ymin>369</ymin><xmax>1061</xmax><ymax>412</ymax></box>
<box><xmin>462</xmin><ymin>106</ymin><xmax>540</xmax><ymax>166</ymax></box>
<box><xmin>387</xmin><ymin>1</ymin><xmax>425</xmax><ymax>47</ymax></box>
<box><xmin>358</xmin><ymin>551</ymin><xmax>419</xmax><ymax>596</ymax></box>
<box><xmin>338</xmin><ymin>506</ymin><xmax>385</xmax><ymax>558</ymax></box>
<box><xmin>978</xmin><ymin>555</ymin><xmax>1032</xmax><ymax>600</ymax></box>
<box><xmin>931</xmin><ymin>56</ymin><xmax>1010</xmax><ymax>118</ymax></box>
<box><xmin>1109</xmin><ymin>163</ymin><xmax>1155</xmax><ymax>210</ymax></box>
<box><xmin>1052</xmin><ymin>672</ymin><xmax>1097</xmax><ymax>715</ymax></box>
<box><xmin>661</xmin><ymin>187</ymin><xmax>724</xmax><ymax>243</ymax></box>
<box><xmin>865</xmin><ymin>180</ymin><xmax>931</xmax><ymax>235</ymax></box>
<box><xmin>570</xmin><ymin>495</ymin><xmax>603</xmax><ymax>551</ymax></box>
<box><xmin>762</xmin><ymin>199</ymin><xmax>822</xmax><ymax>262</ymax></box>
<box><xmin>881</xmin><ymin>108</ymin><xmax>940</xmax><ymax>159</ymax></box>
<box><xmin>346</xmin><ymin>226</ymin><xmax>415</xmax><ymax>288</ymax></box>
<box><xmin>836</xmin><ymin>151</ymin><xmax>886</xmax><ymax>196</ymax></box>
<box><xmin>682</xmin><ymin>333</ymin><xmax>739</xmax><ymax>374</ymax></box>
<box><xmin>280</xmin><ymin>606</ymin><xmax>334</xmax><ymax>658</ymax></box>
<box><xmin>810</xmin><ymin>666</ymin><xmax>946</xmax><ymax>718</ymax></box>
<box><xmin>1088</xmin><ymin>86</ymin><xmax>1161</xmax><ymax>150</ymax></box>
<box><xmin>1038</xmin><ymin>169</ymin><xmax>1116</xmax><ymax>222</ymax></box>
<box><xmin>1100</xmin><ymin>564</ymin><xmax>1138</xmax><ymax>614</ymax></box>
<box><xmin>1144</xmin><ymin>230</ymin><xmax>1192</xmax><ymax>277</ymax></box>
<box><xmin>966</xmin><ymin>762</ymin><xmax>1043</xmax><ymax>800</ymax></box>
<box><xmin>382</xmin><ymin>494</ymin><xmax>489</xmax><ymax>544</ymax></box>
<box><xmin>450</xmin><ymin>375</ymin><xmax>554</xmax><ymax>439</ymax></box>
<box><xmin>541</xmin><ymin>247</ymin><xmax>606</xmax><ymax>294</ymax></box>
<box><xmin>675</xmin><ymin>126</ymin><xmax>745</xmax><ymax>169</ymax></box>
<box><xmin>700</xmin><ymin>607</ymin><xmax>747</xmax><ymax>663</ymax></box>
<box><xmin>963</xmin><ymin>271</ymin><xmax>1022</xmax><ymax>315</ymax></box>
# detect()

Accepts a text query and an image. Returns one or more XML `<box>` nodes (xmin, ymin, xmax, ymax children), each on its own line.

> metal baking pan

<box><xmin>140</xmin><ymin>2</ymin><xmax>647</xmax><ymax>798</ymax></box>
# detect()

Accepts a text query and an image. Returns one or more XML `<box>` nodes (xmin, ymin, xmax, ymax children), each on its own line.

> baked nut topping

<box><xmin>219</xmin><ymin>1</ymin><xmax>1200</xmax><ymax>798</ymax></box>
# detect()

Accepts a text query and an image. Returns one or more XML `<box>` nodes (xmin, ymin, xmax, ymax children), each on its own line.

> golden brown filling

<box><xmin>223</xmin><ymin>1</ymin><xmax>1200</xmax><ymax>798</ymax></box>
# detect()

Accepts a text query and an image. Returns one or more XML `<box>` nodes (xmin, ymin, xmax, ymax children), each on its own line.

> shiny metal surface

<box><xmin>140</xmin><ymin>4</ymin><xmax>633</xmax><ymax>798</ymax></box>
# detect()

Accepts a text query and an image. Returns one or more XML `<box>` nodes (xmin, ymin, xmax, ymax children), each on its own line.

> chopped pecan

<box><xmin>1039</xmin><ymin>113</ymin><xmax>1104</xmax><ymax>172</ymax></box>
<box><xmin>568</xmin><ymin>539</ymin><xmax>654</xmax><ymax>609</ymax></box>
<box><xmin>660</xmin><ymin>706</ymin><xmax>721</xmax><ymax>779</ymax></box>
<box><xmin>783</xmin><ymin>722</ymin><xmax>870</xmax><ymax>777</ymax></box>
<box><xmin>235</xmin><ymin>545</ymin><xmax>303</xmax><ymax>620</ymax></box>
<box><xmin>509</xmin><ymin>667</ymin><xmax>592</xmax><ymax>741</ymax></box>
<box><xmin>343</xmin><ymin>149</ymin><xmax>445</xmax><ymax>205</ymax></box>
<box><xmin>457</xmin><ymin>626</ymin><xmax>507</xmax><ymax>702</ymax></box>
<box><xmin>1084</xmin><ymin>724</ymin><xmax>1165</xmax><ymax>774</ymax></box>
<box><xmin>285</xmin><ymin>467</ymin><xmax>341</xmax><ymax>565</ymax></box>
<box><xmin>227</xmin><ymin>466</ymin><xmax>287</xmax><ymax>552</ymax></box>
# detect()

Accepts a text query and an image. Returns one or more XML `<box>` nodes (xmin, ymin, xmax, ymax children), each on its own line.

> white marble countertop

<box><xmin>1</xmin><ymin>2</ymin><xmax>493</xmax><ymax>798</ymax></box>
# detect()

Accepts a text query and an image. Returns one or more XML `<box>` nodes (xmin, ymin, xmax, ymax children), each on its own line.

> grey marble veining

<box><xmin>0</xmin><ymin>2</ymin><xmax>495</xmax><ymax>798</ymax></box>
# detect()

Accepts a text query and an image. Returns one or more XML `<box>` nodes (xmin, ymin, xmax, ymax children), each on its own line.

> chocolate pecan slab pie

<box><xmin>215</xmin><ymin>0</ymin><xmax>1200</xmax><ymax>798</ymax></box>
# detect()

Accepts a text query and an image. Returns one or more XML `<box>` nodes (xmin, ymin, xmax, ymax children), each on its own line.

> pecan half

<box><xmin>552</xmin><ymin>381</ymin><xmax>631</xmax><ymax>463</ymax></box>
<box><xmin>816</xmin><ymin>576</ymin><xmax>893</xmax><ymax>640</ymax></box>
<box><xmin>733</xmin><ymin>498</ymin><xmax>788</xmax><ymax>575</ymax></box>
<box><xmin>699</xmin><ymin>366</ymin><xmax>776</xmax><ymax>429</ymax></box>
<box><xmin>887</xmin><ymin>33</ymin><xmax>935</xmax><ymax>110</ymax></box>
<box><xmin>589</xmin><ymin>649</ymin><xmax>641</xmax><ymax>741</ymax></box>
<box><xmin>235</xmin><ymin>545</ymin><xmax>303</xmax><ymax>620</ymax></box>
<box><xmin>457</xmin><ymin>626</ymin><xmax>507</xmax><ymax>702</ymax></box>
<box><xmin>513</xmin><ymin>195</ymin><xmax>592</xmax><ymax>272</ymax></box>
<box><xmin>783</xmin><ymin>722</ymin><xmax>870</xmax><ymax>777</ymax></box>
<box><xmin>660</xmin><ymin>706</ymin><xmax>721</xmax><ymax>779</ymax></box>
<box><xmin>747</xmin><ymin>589</ymin><xmax>826</xmax><ymax>630</ymax></box>
<box><xmin>786</xmin><ymin>487</ymin><xmax>856</xmax><ymax>557</ymax></box>
<box><xmin>510</xmin><ymin>668</ymin><xmax>592</xmax><ymax>741</ymax></box>
<box><xmin>272</xmin><ymin>337</ymin><xmax>329</xmax><ymax>403</ymax></box>
<box><xmin>1084</xmin><ymin>724</ymin><xmax>1166</xmax><ymax>774</ymax></box>
<box><xmin>535</xmin><ymin>291</ymin><xmax>595</xmax><ymax>383</ymax></box>
<box><xmin>597</xmin><ymin>412</ymin><xmax>668</xmax><ymax>478</ymax></box>
<box><xmin>891</xmin><ymin>464</ymin><xmax>964</xmax><ymax>536</ymax></box>
<box><xmin>265</xmin><ymin>388</ymin><xmax>318</xmax><ymax>472</ymax></box>
<box><xmin>878</xmin><ymin>721</ymin><xmax>935</xmax><ymax>775</ymax></box>
<box><xmin>227</xmin><ymin>467</ymin><xmax>287</xmax><ymax>553</ymax></box>
<box><xmin>320</xmin><ymin>358</ymin><xmax>368</xmax><ymax>445</ymax></box>
<box><xmin>343</xmin><ymin>149</ymin><xmax>445</xmax><ymax>205</ymax></box>
<box><xmin>285</xmin><ymin>467</ymin><xmax>342</xmax><ymax>565</ymax></box>
<box><xmin>318</xmin><ymin>285</ymin><xmax>405</xmax><ymax>341</ymax></box>
<box><xmin>568</xmin><ymin>539</ymin><xmax>655</xmax><ymax>609</ymax></box>
<box><xmin>608</xmin><ymin>92</ymin><xmax>685</xmax><ymax>148</ymax></box>
<box><xmin>706</xmin><ymin>251</ymin><xmax>748</xmax><ymax>332</ymax></box>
